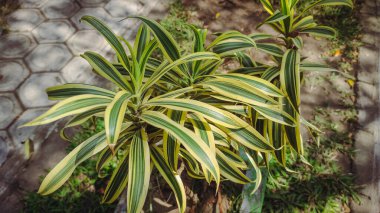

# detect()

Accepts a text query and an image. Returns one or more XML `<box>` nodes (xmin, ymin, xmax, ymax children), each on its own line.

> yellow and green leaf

<box><xmin>151</xmin><ymin>146</ymin><xmax>186</xmax><ymax>213</ymax></box>
<box><xmin>23</xmin><ymin>94</ymin><xmax>112</xmax><ymax>126</ymax></box>
<box><xmin>105</xmin><ymin>91</ymin><xmax>131</xmax><ymax>147</ymax></box>
<box><xmin>141</xmin><ymin>111</ymin><xmax>220</xmax><ymax>184</ymax></box>
<box><xmin>38</xmin><ymin>131</ymin><xmax>108</xmax><ymax>195</ymax></box>
<box><xmin>127</xmin><ymin>129</ymin><xmax>151</xmax><ymax>213</ymax></box>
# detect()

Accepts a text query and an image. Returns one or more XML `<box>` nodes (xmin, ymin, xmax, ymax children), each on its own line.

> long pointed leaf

<box><xmin>105</xmin><ymin>91</ymin><xmax>131</xmax><ymax>147</ymax></box>
<box><xmin>141</xmin><ymin>111</ymin><xmax>220</xmax><ymax>184</ymax></box>
<box><xmin>151</xmin><ymin>146</ymin><xmax>186</xmax><ymax>213</ymax></box>
<box><xmin>46</xmin><ymin>84</ymin><xmax>115</xmax><ymax>100</ymax></box>
<box><xmin>82</xmin><ymin>51</ymin><xmax>132</xmax><ymax>92</ymax></box>
<box><xmin>23</xmin><ymin>95</ymin><xmax>112</xmax><ymax>126</ymax></box>
<box><xmin>127</xmin><ymin>129</ymin><xmax>150</xmax><ymax>213</ymax></box>
<box><xmin>38</xmin><ymin>131</ymin><xmax>108</xmax><ymax>195</ymax></box>
<box><xmin>80</xmin><ymin>16</ymin><xmax>131</xmax><ymax>72</ymax></box>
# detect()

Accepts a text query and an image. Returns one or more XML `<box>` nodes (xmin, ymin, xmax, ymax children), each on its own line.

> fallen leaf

<box><xmin>215</xmin><ymin>12</ymin><xmax>220</xmax><ymax>19</ymax></box>
<box><xmin>346</xmin><ymin>79</ymin><xmax>355</xmax><ymax>87</ymax></box>
<box><xmin>334</xmin><ymin>49</ymin><xmax>342</xmax><ymax>57</ymax></box>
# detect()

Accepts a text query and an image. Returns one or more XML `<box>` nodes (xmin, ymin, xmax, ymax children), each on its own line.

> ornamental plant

<box><xmin>23</xmin><ymin>0</ymin><xmax>352</xmax><ymax>212</ymax></box>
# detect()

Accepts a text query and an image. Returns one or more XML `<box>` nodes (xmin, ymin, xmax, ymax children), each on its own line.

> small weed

<box><xmin>0</xmin><ymin>0</ymin><xmax>19</xmax><ymax>35</ymax></box>
<box><xmin>160</xmin><ymin>1</ymin><xmax>198</xmax><ymax>53</ymax></box>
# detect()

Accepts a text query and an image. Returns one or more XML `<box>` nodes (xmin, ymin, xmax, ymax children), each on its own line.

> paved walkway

<box><xmin>0</xmin><ymin>0</ymin><xmax>169</xmax><ymax>210</ymax></box>
<box><xmin>352</xmin><ymin>0</ymin><xmax>380</xmax><ymax>212</ymax></box>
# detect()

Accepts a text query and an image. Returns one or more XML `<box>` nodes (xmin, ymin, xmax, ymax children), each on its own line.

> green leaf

<box><xmin>141</xmin><ymin>111</ymin><xmax>220</xmax><ymax>184</ymax></box>
<box><xmin>134</xmin><ymin>24</ymin><xmax>151</xmax><ymax>62</ymax></box>
<box><xmin>179</xmin><ymin>148</ymin><xmax>201</xmax><ymax>175</ymax></box>
<box><xmin>38</xmin><ymin>131</ymin><xmax>108</xmax><ymax>195</ymax></box>
<box><xmin>139</xmin><ymin>40</ymin><xmax>158</xmax><ymax>83</ymax></box>
<box><xmin>65</xmin><ymin>107</ymin><xmax>105</xmax><ymax>128</ymax></box>
<box><xmin>189</xmin><ymin>24</ymin><xmax>206</xmax><ymax>53</ymax></box>
<box><xmin>301</xmin><ymin>0</ymin><xmax>353</xmax><ymax>15</ymax></box>
<box><xmin>188</xmin><ymin>113</ymin><xmax>215</xmax><ymax>183</ymax></box>
<box><xmin>96</xmin><ymin>131</ymin><xmax>135</xmax><ymax>174</ymax></box>
<box><xmin>151</xmin><ymin>146</ymin><xmax>186</xmax><ymax>213</ymax></box>
<box><xmin>283</xmin><ymin>98</ymin><xmax>303</xmax><ymax>154</ymax></box>
<box><xmin>163</xmin><ymin>110</ymin><xmax>186</xmax><ymax>170</ymax></box>
<box><xmin>256</xmin><ymin>43</ymin><xmax>284</xmax><ymax>57</ymax></box>
<box><xmin>258</xmin><ymin>10</ymin><xmax>289</xmax><ymax>28</ymax></box>
<box><xmin>212</xmin><ymin>41</ymin><xmax>255</xmax><ymax>56</ymax></box>
<box><xmin>258</xmin><ymin>0</ymin><xmax>275</xmax><ymax>14</ymax></box>
<box><xmin>46</xmin><ymin>84</ymin><xmax>115</xmax><ymax>100</ymax></box>
<box><xmin>81</xmin><ymin>51</ymin><xmax>132</xmax><ymax>92</ymax></box>
<box><xmin>220</xmin><ymin>105</ymin><xmax>250</xmax><ymax>117</ymax></box>
<box><xmin>268</xmin><ymin>121</ymin><xmax>286</xmax><ymax>166</ymax></box>
<box><xmin>189</xmin><ymin>25</ymin><xmax>207</xmax><ymax>75</ymax></box>
<box><xmin>229</xmin><ymin>66</ymin><xmax>267</xmax><ymax>75</ymax></box>
<box><xmin>102</xmin><ymin>149</ymin><xmax>130</xmax><ymax>203</ymax></box>
<box><xmin>261</xmin><ymin>66</ymin><xmax>280</xmax><ymax>81</ymax></box>
<box><xmin>291</xmin><ymin>16</ymin><xmax>316</xmax><ymax>31</ymax></box>
<box><xmin>291</xmin><ymin>36</ymin><xmax>303</xmax><ymax>49</ymax></box>
<box><xmin>131</xmin><ymin>16</ymin><xmax>181</xmax><ymax>62</ymax></box>
<box><xmin>146</xmin><ymin>98</ymin><xmax>242</xmax><ymax>129</ymax></box>
<box><xmin>218</xmin><ymin>147</ymin><xmax>247</xmax><ymax>168</ymax></box>
<box><xmin>249</xmin><ymin>33</ymin><xmax>273</xmax><ymax>41</ymax></box>
<box><xmin>220</xmin><ymin>124</ymin><xmax>274</xmax><ymax>152</ymax></box>
<box><xmin>253</xmin><ymin>105</ymin><xmax>296</xmax><ymax>126</ymax></box>
<box><xmin>236</xmin><ymin>52</ymin><xmax>256</xmax><ymax>67</ymax></box>
<box><xmin>300</xmin><ymin>26</ymin><xmax>337</xmax><ymax>38</ymax></box>
<box><xmin>142</xmin><ymin>52</ymin><xmax>220</xmax><ymax>92</ymax></box>
<box><xmin>208</xmin><ymin>31</ymin><xmax>256</xmax><ymax>50</ymax></box>
<box><xmin>22</xmin><ymin>95</ymin><xmax>112</xmax><ymax>126</ymax></box>
<box><xmin>127</xmin><ymin>129</ymin><xmax>151</xmax><ymax>213</ymax></box>
<box><xmin>300</xmin><ymin>62</ymin><xmax>336</xmax><ymax>72</ymax></box>
<box><xmin>216</xmin><ymin>73</ymin><xmax>284</xmax><ymax>97</ymax></box>
<box><xmin>105</xmin><ymin>91</ymin><xmax>131</xmax><ymax>147</ymax></box>
<box><xmin>280</xmin><ymin>49</ymin><xmax>301</xmax><ymax>109</ymax></box>
<box><xmin>216</xmin><ymin>149</ymin><xmax>250</xmax><ymax>184</ymax></box>
<box><xmin>80</xmin><ymin>16</ymin><xmax>131</xmax><ymax>72</ymax></box>
<box><xmin>203</xmin><ymin>78</ymin><xmax>278</xmax><ymax>107</ymax></box>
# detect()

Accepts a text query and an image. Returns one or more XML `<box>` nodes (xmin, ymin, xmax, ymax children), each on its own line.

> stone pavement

<box><xmin>0</xmin><ymin>0</ymin><xmax>170</xmax><ymax>210</ymax></box>
<box><xmin>352</xmin><ymin>0</ymin><xmax>380</xmax><ymax>212</ymax></box>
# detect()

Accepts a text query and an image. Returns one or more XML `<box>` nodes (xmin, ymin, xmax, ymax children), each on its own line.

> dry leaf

<box><xmin>215</xmin><ymin>12</ymin><xmax>220</xmax><ymax>19</ymax></box>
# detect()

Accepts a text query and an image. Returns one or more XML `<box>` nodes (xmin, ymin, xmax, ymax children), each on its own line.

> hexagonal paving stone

<box><xmin>61</xmin><ymin>56</ymin><xmax>97</xmax><ymax>83</ymax></box>
<box><xmin>41</xmin><ymin>0</ymin><xmax>80</xmax><ymax>19</ymax></box>
<box><xmin>105</xmin><ymin>0</ymin><xmax>143</xmax><ymax>18</ymax></box>
<box><xmin>71</xmin><ymin>7</ymin><xmax>113</xmax><ymax>30</ymax></box>
<box><xmin>0</xmin><ymin>33</ymin><xmax>36</xmax><ymax>59</ymax></box>
<box><xmin>8</xmin><ymin>107</ymin><xmax>56</xmax><ymax>150</ymax></box>
<box><xmin>0</xmin><ymin>93</ymin><xmax>22</xmax><ymax>130</ymax></box>
<box><xmin>78</xmin><ymin>0</ymin><xmax>110</xmax><ymax>7</ymax></box>
<box><xmin>0</xmin><ymin>60</ymin><xmax>30</xmax><ymax>91</ymax></box>
<box><xmin>0</xmin><ymin>131</ymin><xmax>11</xmax><ymax>166</ymax></box>
<box><xmin>6</xmin><ymin>9</ymin><xmax>44</xmax><ymax>32</ymax></box>
<box><xmin>67</xmin><ymin>30</ymin><xmax>106</xmax><ymax>55</ymax></box>
<box><xmin>25</xmin><ymin>44</ymin><xmax>72</xmax><ymax>72</ymax></box>
<box><xmin>17</xmin><ymin>73</ymin><xmax>65</xmax><ymax>108</ymax></box>
<box><xmin>32</xmin><ymin>20</ymin><xmax>75</xmax><ymax>43</ymax></box>
<box><xmin>20</xmin><ymin>0</ymin><xmax>49</xmax><ymax>8</ymax></box>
